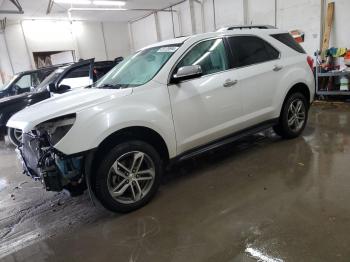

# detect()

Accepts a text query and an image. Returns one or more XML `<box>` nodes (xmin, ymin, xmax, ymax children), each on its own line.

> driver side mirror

<box><xmin>172</xmin><ymin>65</ymin><xmax>202</xmax><ymax>83</ymax></box>
<box><xmin>114</xmin><ymin>56</ymin><xmax>124</xmax><ymax>64</ymax></box>
<box><xmin>48</xmin><ymin>83</ymin><xmax>71</xmax><ymax>94</ymax></box>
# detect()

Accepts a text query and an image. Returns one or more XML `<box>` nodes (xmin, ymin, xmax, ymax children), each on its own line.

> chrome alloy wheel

<box><xmin>107</xmin><ymin>151</ymin><xmax>156</xmax><ymax>204</ymax></box>
<box><xmin>14</xmin><ymin>129</ymin><xmax>22</xmax><ymax>143</ymax></box>
<box><xmin>287</xmin><ymin>99</ymin><xmax>306</xmax><ymax>132</ymax></box>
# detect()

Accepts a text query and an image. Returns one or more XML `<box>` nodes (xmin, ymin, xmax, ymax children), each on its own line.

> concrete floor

<box><xmin>0</xmin><ymin>102</ymin><xmax>350</xmax><ymax>262</ymax></box>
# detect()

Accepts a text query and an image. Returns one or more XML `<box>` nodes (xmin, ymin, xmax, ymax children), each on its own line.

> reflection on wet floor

<box><xmin>1</xmin><ymin>103</ymin><xmax>350</xmax><ymax>262</ymax></box>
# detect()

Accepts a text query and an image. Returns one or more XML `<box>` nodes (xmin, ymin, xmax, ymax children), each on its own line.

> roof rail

<box><xmin>217</xmin><ymin>25</ymin><xmax>277</xmax><ymax>32</ymax></box>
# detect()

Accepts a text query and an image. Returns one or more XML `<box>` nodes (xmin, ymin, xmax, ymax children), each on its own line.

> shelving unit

<box><xmin>315</xmin><ymin>52</ymin><xmax>350</xmax><ymax>96</ymax></box>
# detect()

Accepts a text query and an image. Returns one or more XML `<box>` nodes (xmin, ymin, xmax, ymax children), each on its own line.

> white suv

<box><xmin>7</xmin><ymin>28</ymin><xmax>315</xmax><ymax>212</ymax></box>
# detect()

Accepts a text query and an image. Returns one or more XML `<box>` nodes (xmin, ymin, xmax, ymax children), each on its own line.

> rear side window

<box><xmin>227</xmin><ymin>36</ymin><xmax>280</xmax><ymax>68</ymax></box>
<box><xmin>270</xmin><ymin>33</ymin><xmax>306</xmax><ymax>54</ymax></box>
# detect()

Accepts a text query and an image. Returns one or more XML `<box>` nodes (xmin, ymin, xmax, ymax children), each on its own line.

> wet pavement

<box><xmin>1</xmin><ymin>102</ymin><xmax>350</xmax><ymax>262</ymax></box>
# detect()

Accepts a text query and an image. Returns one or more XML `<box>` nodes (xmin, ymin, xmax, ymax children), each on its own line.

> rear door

<box><xmin>55</xmin><ymin>59</ymin><xmax>94</xmax><ymax>90</ymax></box>
<box><xmin>168</xmin><ymin>38</ymin><xmax>243</xmax><ymax>154</ymax></box>
<box><xmin>226</xmin><ymin>35</ymin><xmax>282</xmax><ymax>126</ymax></box>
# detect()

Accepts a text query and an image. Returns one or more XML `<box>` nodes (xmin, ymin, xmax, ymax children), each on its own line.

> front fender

<box><xmin>55</xmin><ymin>85</ymin><xmax>177</xmax><ymax>158</ymax></box>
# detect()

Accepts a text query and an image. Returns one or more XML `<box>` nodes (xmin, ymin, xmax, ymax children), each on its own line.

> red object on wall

<box><xmin>290</xmin><ymin>30</ymin><xmax>305</xmax><ymax>43</ymax></box>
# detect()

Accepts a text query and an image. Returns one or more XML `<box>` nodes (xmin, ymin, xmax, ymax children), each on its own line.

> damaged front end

<box><xmin>17</xmin><ymin>114</ymin><xmax>87</xmax><ymax>196</ymax></box>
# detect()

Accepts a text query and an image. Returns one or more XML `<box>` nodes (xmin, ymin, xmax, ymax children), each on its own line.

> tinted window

<box><xmin>271</xmin><ymin>33</ymin><xmax>306</xmax><ymax>54</ymax></box>
<box><xmin>176</xmin><ymin>39</ymin><xmax>229</xmax><ymax>76</ymax></box>
<box><xmin>59</xmin><ymin>64</ymin><xmax>91</xmax><ymax>89</ymax></box>
<box><xmin>227</xmin><ymin>36</ymin><xmax>280</xmax><ymax>68</ymax></box>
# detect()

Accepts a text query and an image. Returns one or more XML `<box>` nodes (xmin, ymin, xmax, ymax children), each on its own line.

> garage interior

<box><xmin>1</xmin><ymin>0</ymin><xmax>350</xmax><ymax>261</ymax></box>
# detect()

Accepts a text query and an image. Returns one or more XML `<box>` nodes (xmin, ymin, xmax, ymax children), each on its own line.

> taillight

<box><xmin>307</xmin><ymin>56</ymin><xmax>314</xmax><ymax>71</ymax></box>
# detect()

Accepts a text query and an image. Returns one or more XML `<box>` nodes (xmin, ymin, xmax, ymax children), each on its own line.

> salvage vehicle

<box><xmin>1</xmin><ymin>59</ymin><xmax>119</xmax><ymax>146</ymax></box>
<box><xmin>0</xmin><ymin>66</ymin><xmax>60</xmax><ymax>99</ymax></box>
<box><xmin>8</xmin><ymin>27</ymin><xmax>315</xmax><ymax>213</ymax></box>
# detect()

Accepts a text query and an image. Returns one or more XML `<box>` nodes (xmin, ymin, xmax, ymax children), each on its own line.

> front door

<box><xmin>55</xmin><ymin>58</ymin><xmax>95</xmax><ymax>91</ymax></box>
<box><xmin>168</xmin><ymin>38</ymin><xmax>243</xmax><ymax>154</ymax></box>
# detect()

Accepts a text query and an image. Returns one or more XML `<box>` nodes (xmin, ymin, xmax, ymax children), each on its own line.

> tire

<box><xmin>274</xmin><ymin>92</ymin><xmax>308</xmax><ymax>139</ymax></box>
<box><xmin>94</xmin><ymin>140</ymin><xmax>162</xmax><ymax>213</ymax></box>
<box><xmin>7</xmin><ymin>128</ymin><xmax>22</xmax><ymax>147</ymax></box>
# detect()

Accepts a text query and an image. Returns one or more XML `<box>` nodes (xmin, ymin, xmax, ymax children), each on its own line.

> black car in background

<box><xmin>0</xmin><ymin>66</ymin><xmax>61</xmax><ymax>99</ymax></box>
<box><xmin>0</xmin><ymin>58</ymin><xmax>122</xmax><ymax>146</ymax></box>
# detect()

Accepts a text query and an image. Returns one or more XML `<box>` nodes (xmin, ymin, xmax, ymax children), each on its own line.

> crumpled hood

<box><xmin>7</xmin><ymin>88</ymin><xmax>133</xmax><ymax>132</ymax></box>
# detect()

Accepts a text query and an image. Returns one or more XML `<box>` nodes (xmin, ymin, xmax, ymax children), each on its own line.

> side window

<box><xmin>271</xmin><ymin>33</ymin><xmax>306</xmax><ymax>54</ymax></box>
<box><xmin>227</xmin><ymin>36</ymin><xmax>280</xmax><ymax>68</ymax></box>
<box><xmin>15</xmin><ymin>74</ymin><xmax>31</xmax><ymax>89</ymax></box>
<box><xmin>59</xmin><ymin>64</ymin><xmax>91</xmax><ymax>89</ymax></box>
<box><xmin>176</xmin><ymin>38</ymin><xmax>229</xmax><ymax>77</ymax></box>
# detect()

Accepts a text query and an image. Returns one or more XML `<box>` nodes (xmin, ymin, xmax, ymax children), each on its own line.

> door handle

<box><xmin>223</xmin><ymin>79</ymin><xmax>238</xmax><ymax>87</ymax></box>
<box><xmin>273</xmin><ymin>65</ymin><xmax>283</xmax><ymax>72</ymax></box>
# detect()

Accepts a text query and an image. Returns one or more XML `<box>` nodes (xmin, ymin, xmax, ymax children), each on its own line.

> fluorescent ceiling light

<box><xmin>92</xmin><ymin>1</ymin><xmax>126</xmax><ymax>6</ymax></box>
<box><xmin>54</xmin><ymin>0</ymin><xmax>92</xmax><ymax>4</ymax></box>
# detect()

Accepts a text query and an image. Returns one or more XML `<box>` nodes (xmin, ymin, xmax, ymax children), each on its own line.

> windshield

<box><xmin>94</xmin><ymin>44</ymin><xmax>180</xmax><ymax>89</ymax></box>
<box><xmin>0</xmin><ymin>75</ymin><xmax>19</xmax><ymax>91</ymax></box>
<box><xmin>36</xmin><ymin>68</ymin><xmax>64</xmax><ymax>92</ymax></box>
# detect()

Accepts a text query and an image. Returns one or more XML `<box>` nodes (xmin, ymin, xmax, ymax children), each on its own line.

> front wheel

<box><xmin>274</xmin><ymin>92</ymin><xmax>308</xmax><ymax>139</ymax></box>
<box><xmin>94</xmin><ymin>140</ymin><xmax>162</xmax><ymax>213</ymax></box>
<box><xmin>7</xmin><ymin>128</ymin><xmax>22</xmax><ymax>147</ymax></box>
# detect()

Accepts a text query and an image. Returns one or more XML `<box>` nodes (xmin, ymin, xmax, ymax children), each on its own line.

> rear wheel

<box><xmin>94</xmin><ymin>140</ymin><xmax>162</xmax><ymax>213</ymax></box>
<box><xmin>7</xmin><ymin>128</ymin><xmax>22</xmax><ymax>147</ymax></box>
<box><xmin>274</xmin><ymin>92</ymin><xmax>308</xmax><ymax>139</ymax></box>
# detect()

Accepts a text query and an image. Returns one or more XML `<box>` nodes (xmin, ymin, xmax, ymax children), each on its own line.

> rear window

<box><xmin>270</xmin><ymin>33</ymin><xmax>306</xmax><ymax>54</ymax></box>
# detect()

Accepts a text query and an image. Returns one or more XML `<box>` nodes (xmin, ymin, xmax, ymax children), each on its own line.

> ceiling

<box><xmin>0</xmin><ymin>0</ymin><xmax>184</xmax><ymax>22</ymax></box>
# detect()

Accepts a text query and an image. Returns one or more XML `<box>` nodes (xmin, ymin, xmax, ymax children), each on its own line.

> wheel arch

<box><xmin>96</xmin><ymin>126</ymin><xmax>170</xmax><ymax>160</ymax></box>
<box><xmin>279</xmin><ymin>82</ymin><xmax>311</xmax><ymax>117</ymax></box>
<box><xmin>88</xmin><ymin>126</ymin><xmax>170</xmax><ymax>188</ymax></box>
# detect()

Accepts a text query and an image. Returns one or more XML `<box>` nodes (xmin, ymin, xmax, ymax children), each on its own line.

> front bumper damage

<box><xmin>17</xmin><ymin>132</ymin><xmax>87</xmax><ymax>195</ymax></box>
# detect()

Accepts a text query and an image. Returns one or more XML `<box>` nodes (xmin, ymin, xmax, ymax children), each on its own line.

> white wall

<box><xmin>277</xmin><ymin>0</ymin><xmax>321</xmax><ymax>55</ymax></box>
<box><xmin>129</xmin><ymin>0</ymin><xmax>195</xmax><ymax>50</ymax></box>
<box><xmin>247</xmin><ymin>0</ymin><xmax>275</xmax><ymax>26</ymax></box>
<box><xmin>214</xmin><ymin>0</ymin><xmax>244</xmax><ymax>28</ymax></box>
<box><xmin>5</xmin><ymin>22</ymin><xmax>32</xmax><ymax>73</ymax></box>
<box><xmin>72</xmin><ymin>21</ymin><xmax>107</xmax><ymax>61</ymax></box>
<box><xmin>0</xmin><ymin>33</ymin><xmax>13</xmax><ymax>84</ymax></box>
<box><xmin>203</xmin><ymin>0</ymin><xmax>215</xmax><ymax>32</ymax></box>
<box><xmin>0</xmin><ymin>20</ymin><xmax>131</xmax><ymax>76</ymax></box>
<box><xmin>173</xmin><ymin>1</ymin><xmax>193</xmax><ymax>36</ymax></box>
<box><xmin>103</xmin><ymin>22</ymin><xmax>131</xmax><ymax>59</ymax></box>
<box><xmin>131</xmin><ymin>14</ymin><xmax>158</xmax><ymax>51</ymax></box>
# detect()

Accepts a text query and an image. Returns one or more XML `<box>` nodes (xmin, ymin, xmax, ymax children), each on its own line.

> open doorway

<box><xmin>33</xmin><ymin>50</ymin><xmax>76</xmax><ymax>68</ymax></box>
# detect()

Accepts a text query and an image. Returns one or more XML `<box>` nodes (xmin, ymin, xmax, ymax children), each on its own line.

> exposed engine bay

<box><xmin>18</xmin><ymin>131</ymin><xmax>86</xmax><ymax>196</ymax></box>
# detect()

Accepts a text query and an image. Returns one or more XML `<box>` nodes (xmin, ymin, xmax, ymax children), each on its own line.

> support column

<box><xmin>154</xmin><ymin>12</ymin><xmax>161</xmax><ymax>41</ymax></box>
<box><xmin>189</xmin><ymin>0</ymin><xmax>196</xmax><ymax>34</ymax></box>
<box><xmin>243</xmin><ymin>0</ymin><xmax>249</xmax><ymax>25</ymax></box>
<box><xmin>100</xmin><ymin>22</ymin><xmax>109</xmax><ymax>60</ymax></box>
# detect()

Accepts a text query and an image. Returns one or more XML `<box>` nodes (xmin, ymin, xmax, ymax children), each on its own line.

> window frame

<box><xmin>168</xmin><ymin>37</ymin><xmax>234</xmax><ymax>85</ymax></box>
<box><xmin>225</xmin><ymin>34</ymin><xmax>281</xmax><ymax>69</ymax></box>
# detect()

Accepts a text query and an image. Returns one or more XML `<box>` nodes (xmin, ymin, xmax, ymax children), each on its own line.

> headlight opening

<box><xmin>36</xmin><ymin>114</ymin><xmax>76</xmax><ymax>145</ymax></box>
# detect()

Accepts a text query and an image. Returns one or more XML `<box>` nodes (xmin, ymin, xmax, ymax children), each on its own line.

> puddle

<box><xmin>0</xmin><ymin>179</ymin><xmax>8</xmax><ymax>192</ymax></box>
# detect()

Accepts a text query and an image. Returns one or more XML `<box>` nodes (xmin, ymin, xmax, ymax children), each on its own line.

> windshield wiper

<box><xmin>98</xmin><ymin>83</ymin><xmax>128</xmax><ymax>89</ymax></box>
